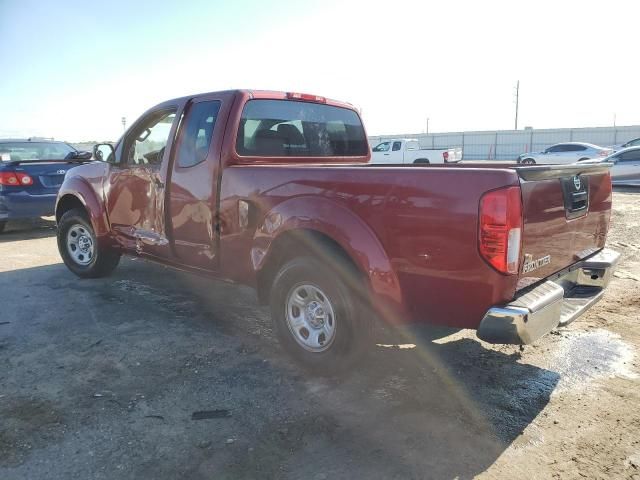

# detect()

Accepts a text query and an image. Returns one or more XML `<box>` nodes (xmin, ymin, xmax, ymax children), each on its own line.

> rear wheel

<box><xmin>57</xmin><ymin>208</ymin><xmax>120</xmax><ymax>278</ymax></box>
<box><xmin>0</xmin><ymin>221</ymin><xmax>6</xmax><ymax>234</ymax></box>
<box><xmin>270</xmin><ymin>256</ymin><xmax>371</xmax><ymax>374</ymax></box>
<box><xmin>414</xmin><ymin>158</ymin><xmax>430</xmax><ymax>164</ymax></box>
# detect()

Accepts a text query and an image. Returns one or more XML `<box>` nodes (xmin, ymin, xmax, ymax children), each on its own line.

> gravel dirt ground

<box><xmin>0</xmin><ymin>191</ymin><xmax>639</xmax><ymax>480</ymax></box>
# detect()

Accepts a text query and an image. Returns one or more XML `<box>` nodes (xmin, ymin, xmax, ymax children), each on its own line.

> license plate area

<box><xmin>561</xmin><ymin>174</ymin><xmax>589</xmax><ymax>219</ymax></box>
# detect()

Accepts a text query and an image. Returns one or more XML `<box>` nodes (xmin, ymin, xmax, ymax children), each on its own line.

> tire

<box><xmin>414</xmin><ymin>158</ymin><xmax>430</xmax><ymax>164</ymax></box>
<box><xmin>57</xmin><ymin>208</ymin><xmax>120</xmax><ymax>278</ymax></box>
<box><xmin>578</xmin><ymin>157</ymin><xmax>589</xmax><ymax>162</ymax></box>
<box><xmin>521</xmin><ymin>158</ymin><xmax>536</xmax><ymax>165</ymax></box>
<box><xmin>0</xmin><ymin>221</ymin><xmax>6</xmax><ymax>234</ymax></box>
<box><xmin>269</xmin><ymin>256</ymin><xmax>371</xmax><ymax>374</ymax></box>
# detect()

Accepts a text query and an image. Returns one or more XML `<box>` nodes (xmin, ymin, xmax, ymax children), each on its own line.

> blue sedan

<box><xmin>0</xmin><ymin>139</ymin><xmax>92</xmax><ymax>233</ymax></box>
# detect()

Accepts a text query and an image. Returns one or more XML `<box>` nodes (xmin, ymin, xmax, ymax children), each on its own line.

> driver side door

<box><xmin>106</xmin><ymin>107</ymin><xmax>179</xmax><ymax>257</ymax></box>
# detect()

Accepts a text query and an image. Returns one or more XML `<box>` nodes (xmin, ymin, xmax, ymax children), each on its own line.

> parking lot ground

<box><xmin>1</xmin><ymin>193</ymin><xmax>639</xmax><ymax>480</ymax></box>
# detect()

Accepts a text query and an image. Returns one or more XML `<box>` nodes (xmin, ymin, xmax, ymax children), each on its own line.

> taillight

<box><xmin>0</xmin><ymin>172</ymin><xmax>33</xmax><ymax>186</ymax></box>
<box><xmin>443</xmin><ymin>151</ymin><xmax>449</xmax><ymax>162</ymax></box>
<box><xmin>17</xmin><ymin>173</ymin><xmax>33</xmax><ymax>185</ymax></box>
<box><xmin>598</xmin><ymin>150</ymin><xmax>610</xmax><ymax>157</ymax></box>
<box><xmin>479</xmin><ymin>186</ymin><xmax>523</xmax><ymax>275</ymax></box>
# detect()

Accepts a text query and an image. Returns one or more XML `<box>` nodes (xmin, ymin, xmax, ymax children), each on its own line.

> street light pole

<box><xmin>514</xmin><ymin>80</ymin><xmax>520</xmax><ymax>130</ymax></box>
<box><xmin>121</xmin><ymin>117</ymin><xmax>127</xmax><ymax>132</ymax></box>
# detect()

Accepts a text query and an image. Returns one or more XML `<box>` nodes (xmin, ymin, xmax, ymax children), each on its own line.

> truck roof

<box><xmin>155</xmin><ymin>89</ymin><xmax>357</xmax><ymax>111</ymax></box>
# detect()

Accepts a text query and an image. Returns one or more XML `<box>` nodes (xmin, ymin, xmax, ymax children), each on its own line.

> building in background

<box><xmin>369</xmin><ymin>125</ymin><xmax>640</xmax><ymax>161</ymax></box>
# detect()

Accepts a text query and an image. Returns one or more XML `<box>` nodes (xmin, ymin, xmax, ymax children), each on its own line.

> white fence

<box><xmin>369</xmin><ymin>125</ymin><xmax>640</xmax><ymax>160</ymax></box>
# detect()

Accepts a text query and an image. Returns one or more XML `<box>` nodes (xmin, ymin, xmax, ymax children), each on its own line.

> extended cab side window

<box><xmin>236</xmin><ymin>100</ymin><xmax>368</xmax><ymax>157</ymax></box>
<box><xmin>175</xmin><ymin>101</ymin><xmax>221</xmax><ymax>168</ymax></box>
<box><xmin>126</xmin><ymin>110</ymin><xmax>177</xmax><ymax>166</ymax></box>
<box><xmin>392</xmin><ymin>141</ymin><xmax>402</xmax><ymax>151</ymax></box>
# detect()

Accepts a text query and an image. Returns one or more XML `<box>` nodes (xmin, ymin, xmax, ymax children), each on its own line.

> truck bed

<box><xmin>219</xmin><ymin>161</ymin><xmax>612</xmax><ymax>328</ymax></box>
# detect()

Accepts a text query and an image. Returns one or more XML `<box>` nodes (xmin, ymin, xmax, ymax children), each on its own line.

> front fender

<box><xmin>57</xmin><ymin>176</ymin><xmax>109</xmax><ymax>238</ymax></box>
<box><xmin>252</xmin><ymin>196</ymin><xmax>404</xmax><ymax>318</ymax></box>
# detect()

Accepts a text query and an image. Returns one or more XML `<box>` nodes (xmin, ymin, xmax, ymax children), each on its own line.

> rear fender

<box><xmin>252</xmin><ymin>196</ymin><xmax>405</xmax><ymax>320</ymax></box>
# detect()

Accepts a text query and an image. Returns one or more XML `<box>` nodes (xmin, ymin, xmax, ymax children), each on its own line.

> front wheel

<box><xmin>57</xmin><ymin>208</ymin><xmax>121</xmax><ymax>278</ymax></box>
<box><xmin>521</xmin><ymin>158</ymin><xmax>536</xmax><ymax>165</ymax></box>
<box><xmin>269</xmin><ymin>257</ymin><xmax>371</xmax><ymax>374</ymax></box>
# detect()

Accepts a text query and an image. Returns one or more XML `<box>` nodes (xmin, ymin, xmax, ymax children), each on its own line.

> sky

<box><xmin>0</xmin><ymin>0</ymin><xmax>638</xmax><ymax>141</ymax></box>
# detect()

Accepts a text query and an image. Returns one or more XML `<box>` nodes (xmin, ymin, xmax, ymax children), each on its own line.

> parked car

<box><xmin>371</xmin><ymin>139</ymin><xmax>462</xmax><ymax>164</ymax></box>
<box><xmin>583</xmin><ymin>147</ymin><xmax>640</xmax><ymax>186</ymax></box>
<box><xmin>518</xmin><ymin>142</ymin><xmax>613</xmax><ymax>165</ymax></box>
<box><xmin>55</xmin><ymin>89</ymin><xmax>618</xmax><ymax>373</ymax></box>
<box><xmin>610</xmin><ymin>137</ymin><xmax>640</xmax><ymax>152</ymax></box>
<box><xmin>0</xmin><ymin>139</ymin><xmax>92</xmax><ymax>233</ymax></box>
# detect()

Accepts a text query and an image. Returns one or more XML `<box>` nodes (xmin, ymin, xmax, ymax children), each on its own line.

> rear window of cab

<box><xmin>236</xmin><ymin>99</ymin><xmax>368</xmax><ymax>157</ymax></box>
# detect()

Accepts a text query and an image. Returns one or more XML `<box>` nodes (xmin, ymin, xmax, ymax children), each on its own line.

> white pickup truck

<box><xmin>371</xmin><ymin>139</ymin><xmax>462</xmax><ymax>164</ymax></box>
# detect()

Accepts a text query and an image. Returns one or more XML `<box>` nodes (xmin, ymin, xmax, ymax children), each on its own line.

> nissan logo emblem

<box><xmin>573</xmin><ymin>176</ymin><xmax>581</xmax><ymax>190</ymax></box>
<box><xmin>57</xmin><ymin>170</ymin><xmax>66</xmax><ymax>175</ymax></box>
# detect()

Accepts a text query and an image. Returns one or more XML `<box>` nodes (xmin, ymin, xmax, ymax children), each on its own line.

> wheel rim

<box><xmin>66</xmin><ymin>224</ymin><xmax>95</xmax><ymax>266</ymax></box>
<box><xmin>285</xmin><ymin>283</ymin><xmax>337</xmax><ymax>353</ymax></box>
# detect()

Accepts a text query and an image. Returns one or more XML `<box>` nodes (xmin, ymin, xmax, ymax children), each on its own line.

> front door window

<box><xmin>127</xmin><ymin>111</ymin><xmax>176</xmax><ymax>166</ymax></box>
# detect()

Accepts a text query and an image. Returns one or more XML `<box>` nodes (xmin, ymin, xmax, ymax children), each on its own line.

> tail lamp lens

<box><xmin>17</xmin><ymin>173</ymin><xmax>33</xmax><ymax>185</ymax></box>
<box><xmin>443</xmin><ymin>151</ymin><xmax>449</xmax><ymax>162</ymax></box>
<box><xmin>0</xmin><ymin>172</ymin><xmax>33</xmax><ymax>186</ymax></box>
<box><xmin>479</xmin><ymin>186</ymin><xmax>523</xmax><ymax>274</ymax></box>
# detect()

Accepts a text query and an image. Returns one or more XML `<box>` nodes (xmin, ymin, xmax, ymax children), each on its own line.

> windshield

<box><xmin>0</xmin><ymin>141</ymin><xmax>76</xmax><ymax>162</ymax></box>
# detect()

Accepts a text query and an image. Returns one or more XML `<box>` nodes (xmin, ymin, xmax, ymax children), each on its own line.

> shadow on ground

<box><xmin>0</xmin><ymin>258</ymin><xmax>558</xmax><ymax>479</ymax></box>
<box><xmin>0</xmin><ymin>218</ymin><xmax>56</xmax><ymax>243</ymax></box>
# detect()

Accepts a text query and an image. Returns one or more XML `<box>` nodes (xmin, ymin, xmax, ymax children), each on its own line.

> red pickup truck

<box><xmin>55</xmin><ymin>90</ymin><xmax>619</xmax><ymax>372</ymax></box>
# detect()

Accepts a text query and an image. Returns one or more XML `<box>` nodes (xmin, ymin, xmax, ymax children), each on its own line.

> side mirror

<box><xmin>94</xmin><ymin>143</ymin><xmax>116</xmax><ymax>163</ymax></box>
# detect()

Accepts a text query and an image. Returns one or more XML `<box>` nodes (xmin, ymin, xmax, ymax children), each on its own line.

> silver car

<box><xmin>518</xmin><ymin>142</ymin><xmax>613</xmax><ymax>165</ymax></box>
<box><xmin>601</xmin><ymin>147</ymin><xmax>640</xmax><ymax>186</ymax></box>
<box><xmin>611</xmin><ymin>137</ymin><xmax>640</xmax><ymax>152</ymax></box>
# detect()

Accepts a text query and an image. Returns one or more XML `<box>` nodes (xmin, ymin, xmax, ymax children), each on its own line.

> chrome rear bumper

<box><xmin>477</xmin><ymin>248</ymin><xmax>620</xmax><ymax>345</ymax></box>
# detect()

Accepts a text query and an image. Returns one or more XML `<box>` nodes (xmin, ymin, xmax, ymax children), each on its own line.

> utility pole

<box><xmin>514</xmin><ymin>80</ymin><xmax>520</xmax><ymax>130</ymax></box>
<box><xmin>613</xmin><ymin>113</ymin><xmax>616</xmax><ymax>127</ymax></box>
<box><xmin>121</xmin><ymin>117</ymin><xmax>127</xmax><ymax>132</ymax></box>
<box><xmin>426</xmin><ymin>117</ymin><xmax>430</xmax><ymax>135</ymax></box>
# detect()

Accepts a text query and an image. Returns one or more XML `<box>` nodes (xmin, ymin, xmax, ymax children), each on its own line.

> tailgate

<box><xmin>516</xmin><ymin>163</ymin><xmax>612</xmax><ymax>289</ymax></box>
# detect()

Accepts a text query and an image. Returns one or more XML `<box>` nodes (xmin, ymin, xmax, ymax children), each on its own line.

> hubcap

<box><xmin>285</xmin><ymin>284</ymin><xmax>336</xmax><ymax>353</ymax></box>
<box><xmin>67</xmin><ymin>224</ymin><xmax>94</xmax><ymax>266</ymax></box>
